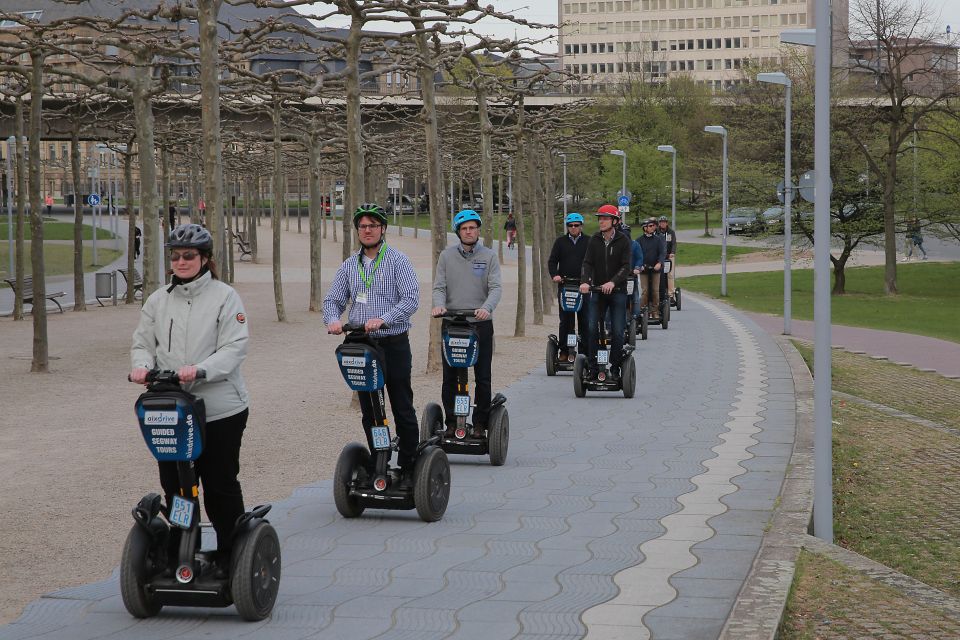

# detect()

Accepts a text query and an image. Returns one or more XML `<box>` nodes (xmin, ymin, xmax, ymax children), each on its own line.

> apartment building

<box><xmin>559</xmin><ymin>0</ymin><xmax>848</xmax><ymax>92</ymax></box>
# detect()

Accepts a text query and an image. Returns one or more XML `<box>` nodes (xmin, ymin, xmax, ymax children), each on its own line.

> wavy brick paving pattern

<box><xmin>0</xmin><ymin>295</ymin><xmax>791</xmax><ymax>640</ymax></box>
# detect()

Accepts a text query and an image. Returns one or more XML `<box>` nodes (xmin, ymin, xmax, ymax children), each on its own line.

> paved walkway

<box><xmin>0</xmin><ymin>293</ymin><xmax>795</xmax><ymax>640</ymax></box>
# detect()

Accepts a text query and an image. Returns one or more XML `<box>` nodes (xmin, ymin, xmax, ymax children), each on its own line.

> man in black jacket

<box><xmin>579</xmin><ymin>205</ymin><xmax>632</xmax><ymax>382</ymax></box>
<box><xmin>549</xmin><ymin>213</ymin><xmax>590</xmax><ymax>360</ymax></box>
<box><xmin>637</xmin><ymin>218</ymin><xmax>667</xmax><ymax>318</ymax></box>
<box><xmin>656</xmin><ymin>215</ymin><xmax>678</xmax><ymax>301</ymax></box>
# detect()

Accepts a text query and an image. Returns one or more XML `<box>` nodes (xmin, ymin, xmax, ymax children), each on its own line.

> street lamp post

<box><xmin>757</xmin><ymin>72</ymin><xmax>794</xmax><ymax>336</ymax></box>
<box><xmin>609</xmin><ymin>149</ymin><xmax>626</xmax><ymax>203</ymax></box>
<box><xmin>782</xmin><ymin>18</ymin><xmax>832</xmax><ymax>543</ymax></box>
<box><xmin>704</xmin><ymin>126</ymin><xmax>728</xmax><ymax>296</ymax></box>
<box><xmin>558</xmin><ymin>152</ymin><xmax>568</xmax><ymax>217</ymax></box>
<box><xmin>656</xmin><ymin>145</ymin><xmax>677</xmax><ymax>231</ymax></box>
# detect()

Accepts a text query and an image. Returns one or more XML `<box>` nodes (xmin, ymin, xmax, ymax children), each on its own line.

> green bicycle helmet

<box><xmin>353</xmin><ymin>203</ymin><xmax>388</xmax><ymax>228</ymax></box>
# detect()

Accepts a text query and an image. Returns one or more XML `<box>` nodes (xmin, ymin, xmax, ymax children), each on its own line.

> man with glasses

<box><xmin>656</xmin><ymin>215</ymin><xmax>678</xmax><ymax>302</ymax></box>
<box><xmin>432</xmin><ymin>209</ymin><xmax>502</xmax><ymax>434</ymax></box>
<box><xmin>579</xmin><ymin>205</ymin><xmax>632</xmax><ymax>383</ymax></box>
<box><xmin>548</xmin><ymin>212</ymin><xmax>590</xmax><ymax>362</ymax></box>
<box><xmin>324</xmin><ymin>203</ymin><xmax>421</xmax><ymax>487</ymax></box>
<box><xmin>637</xmin><ymin>218</ymin><xmax>667</xmax><ymax>319</ymax></box>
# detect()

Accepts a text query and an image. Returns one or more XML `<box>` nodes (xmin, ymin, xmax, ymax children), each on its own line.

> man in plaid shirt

<box><xmin>324</xmin><ymin>203</ymin><xmax>421</xmax><ymax>487</ymax></box>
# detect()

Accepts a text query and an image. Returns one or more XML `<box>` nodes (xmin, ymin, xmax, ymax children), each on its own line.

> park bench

<box><xmin>3</xmin><ymin>275</ymin><xmax>65</xmax><ymax>313</ymax></box>
<box><xmin>233</xmin><ymin>231</ymin><xmax>252</xmax><ymax>261</ymax></box>
<box><xmin>117</xmin><ymin>267</ymin><xmax>143</xmax><ymax>300</ymax></box>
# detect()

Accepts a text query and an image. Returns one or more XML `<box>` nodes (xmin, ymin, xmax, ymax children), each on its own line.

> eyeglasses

<box><xmin>357</xmin><ymin>223</ymin><xmax>382</xmax><ymax>231</ymax></box>
<box><xmin>170</xmin><ymin>251</ymin><xmax>199</xmax><ymax>262</ymax></box>
<box><xmin>459</xmin><ymin>225</ymin><xmax>480</xmax><ymax>232</ymax></box>
<box><xmin>567</xmin><ymin>223</ymin><xmax>582</xmax><ymax>228</ymax></box>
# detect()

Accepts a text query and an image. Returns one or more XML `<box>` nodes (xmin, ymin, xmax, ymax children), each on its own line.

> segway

<box><xmin>421</xmin><ymin>310</ymin><xmax>509</xmax><ymax>466</ymax></box>
<box><xmin>665</xmin><ymin>260</ymin><xmax>682</xmax><ymax>311</ymax></box>
<box><xmin>122</xmin><ymin>370</ymin><xmax>280</xmax><ymax>621</ymax></box>
<box><xmin>333</xmin><ymin>324</ymin><xmax>450</xmax><ymax>522</ymax></box>
<box><xmin>574</xmin><ymin>287</ymin><xmax>637</xmax><ymax>399</ymax></box>
<box><xmin>640</xmin><ymin>267</ymin><xmax>670</xmax><ymax>330</ymax></box>
<box><xmin>547</xmin><ymin>277</ymin><xmax>583</xmax><ymax>376</ymax></box>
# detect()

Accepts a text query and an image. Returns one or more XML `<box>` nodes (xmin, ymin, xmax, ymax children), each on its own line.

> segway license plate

<box><xmin>371</xmin><ymin>426</ymin><xmax>391</xmax><ymax>451</ymax></box>
<box><xmin>626</xmin><ymin>279</ymin><xmax>635</xmax><ymax>294</ymax></box>
<box><xmin>566</xmin><ymin>334</ymin><xmax>578</xmax><ymax>348</ymax></box>
<box><xmin>663</xmin><ymin>260</ymin><xmax>672</xmax><ymax>274</ymax></box>
<box><xmin>454</xmin><ymin>395</ymin><xmax>471</xmax><ymax>416</ymax></box>
<box><xmin>597</xmin><ymin>350</ymin><xmax>610</xmax><ymax>365</ymax></box>
<box><xmin>169</xmin><ymin>495</ymin><xmax>195</xmax><ymax>530</ymax></box>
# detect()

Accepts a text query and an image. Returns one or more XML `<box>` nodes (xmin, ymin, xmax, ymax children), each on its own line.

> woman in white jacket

<box><xmin>130</xmin><ymin>223</ymin><xmax>250</xmax><ymax>570</ymax></box>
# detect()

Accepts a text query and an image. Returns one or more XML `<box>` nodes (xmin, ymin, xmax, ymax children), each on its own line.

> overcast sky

<box><xmin>300</xmin><ymin>0</ymin><xmax>960</xmax><ymax>52</ymax></box>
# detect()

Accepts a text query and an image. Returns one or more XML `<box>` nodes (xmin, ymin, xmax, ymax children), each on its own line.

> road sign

<box><xmin>387</xmin><ymin>174</ymin><xmax>401</xmax><ymax>190</ymax></box>
<box><xmin>87</xmin><ymin>193</ymin><xmax>101</xmax><ymax>206</ymax></box>
<box><xmin>618</xmin><ymin>205</ymin><xmax>630</xmax><ymax>214</ymax></box>
<box><xmin>617</xmin><ymin>195</ymin><xmax>630</xmax><ymax>207</ymax></box>
<box><xmin>777</xmin><ymin>180</ymin><xmax>797</xmax><ymax>204</ymax></box>
<box><xmin>798</xmin><ymin>171</ymin><xmax>831</xmax><ymax>204</ymax></box>
<box><xmin>616</xmin><ymin>189</ymin><xmax>632</xmax><ymax>200</ymax></box>
<box><xmin>335</xmin><ymin>180</ymin><xmax>345</xmax><ymax>193</ymax></box>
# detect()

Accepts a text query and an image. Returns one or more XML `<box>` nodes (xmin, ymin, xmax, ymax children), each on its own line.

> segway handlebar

<box><xmin>560</xmin><ymin>276</ymin><xmax>581</xmax><ymax>286</ymax></box>
<box><xmin>434</xmin><ymin>309</ymin><xmax>478</xmax><ymax>320</ymax></box>
<box><xmin>128</xmin><ymin>369</ymin><xmax>207</xmax><ymax>384</ymax></box>
<box><xmin>341</xmin><ymin>322</ymin><xmax>390</xmax><ymax>335</ymax></box>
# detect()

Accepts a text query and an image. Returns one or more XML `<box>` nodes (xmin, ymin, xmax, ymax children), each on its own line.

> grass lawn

<box><xmin>680</xmin><ymin>243</ymin><xmax>763</xmax><ymax>265</ymax></box>
<box><xmin>0</xmin><ymin>244</ymin><xmax>122</xmax><ymax>282</ymax></box>
<box><xmin>681</xmin><ymin>262</ymin><xmax>960</xmax><ymax>343</ymax></box>
<box><xmin>0</xmin><ymin>219</ymin><xmax>116</xmax><ymax>241</ymax></box>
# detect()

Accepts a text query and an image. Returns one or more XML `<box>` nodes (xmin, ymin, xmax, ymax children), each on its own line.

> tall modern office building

<box><xmin>559</xmin><ymin>0</ymin><xmax>848</xmax><ymax>93</ymax></box>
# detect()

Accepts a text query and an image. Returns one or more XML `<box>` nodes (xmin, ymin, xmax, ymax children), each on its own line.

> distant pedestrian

<box><xmin>134</xmin><ymin>226</ymin><xmax>142</xmax><ymax>259</ymax></box>
<box><xmin>44</xmin><ymin>194</ymin><xmax>53</xmax><ymax>216</ymax></box>
<box><xmin>169</xmin><ymin>202</ymin><xmax>177</xmax><ymax>230</ymax></box>
<box><xmin>503</xmin><ymin>213</ymin><xmax>517</xmax><ymax>248</ymax></box>
<box><xmin>905</xmin><ymin>218</ymin><xmax>927</xmax><ymax>261</ymax></box>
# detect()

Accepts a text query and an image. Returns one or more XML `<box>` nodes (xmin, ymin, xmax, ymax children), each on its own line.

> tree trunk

<box><xmin>308</xmin><ymin>140</ymin><xmax>323</xmax><ymax>312</ymax></box>
<box><xmin>412</xmin><ymin>16</ymin><xmax>447</xmax><ymax>373</ymax></box>
<box><xmin>272</xmin><ymin>101</ymin><xmax>287</xmax><ymax>322</ymax></box>
<box><xmin>297</xmin><ymin>171</ymin><xmax>303</xmax><ymax>234</ymax></box>
<box><xmin>831</xmin><ymin>250</ymin><xmax>850</xmax><ymax>295</ymax></box>
<box><xmin>70</xmin><ymin>112</ymin><xmax>85</xmax><ymax>311</ymax></box>
<box><xmin>514</xmin><ymin>102</ymin><xmax>528</xmax><ymax>337</ymax></box>
<box><xmin>13</xmin><ymin>99</ymin><xmax>26</xmax><ymax>320</ymax></box>
<box><xmin>497</xmin><ymin>167</ymin><xmax>504</xmax><ymax>265</ymax></box>
<box><xmin>198</xmin><ymin>0</ymin><xmax>225</xmax><ymax>268</ymax></box>
<box><xmin>28</xmin><ymin>53</ymin><xmax>48</xmax><ymax>372</ymax></box>
<box><xmin>525</xmin><ymin>138</ymin><xmax>543</xmax><ymax>325</ymax></box>
<box><xmin>343</xmin><ymin>16</ymin><xmax>365</xmax><ymax>261</ymax></box>
<box><xmin>225</xmin><ymin>173</ymin><xmax>234</xmax><ymax>283</ymax></box>
<box><xmin>130</xmin><ymin>55</ymin><xmax>160</xmax><ymax>297</ymax></box>
<box><xmin>124</xmin><ymin>152</ymin><xmax>137</xmax><ymax>303</ymax></box>
<box><xmin>882</xmin><ymin>128</ymin><xmax>899</xmax><ymax>294</ymax></box>
<box><xmin>160</xmin><ymin>145</ymin><xmax>170</xmax><ymax>266</ymax></box>
<box><xmin>476</xmin><ymin>80</ymin><xmax>495</xmax><ymax>251</ymax></box>
<box><xmin>541</xmin><ymin>148</ymin><xmax>556</xmax><ymax>315</ymax></box>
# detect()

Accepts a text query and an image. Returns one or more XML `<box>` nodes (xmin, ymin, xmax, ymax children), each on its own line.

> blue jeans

<box><xmin>587</xmin><ymin>291</ymin><xmax>627</xmax><ymax>371</ymax></box>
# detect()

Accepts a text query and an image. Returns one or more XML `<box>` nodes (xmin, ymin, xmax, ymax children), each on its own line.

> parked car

<box><xmin>726</xmin><ymin>207</ymin><xmax>762</xmax><ymax>234</ymax></box>
<box><xmin>385</xmin><ymin>195</ymin><xmax>417</xmax><ymax>215</ymax></box>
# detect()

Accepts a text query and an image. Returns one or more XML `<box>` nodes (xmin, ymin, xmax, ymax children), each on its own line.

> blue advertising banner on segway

<box><xmin>336</xmin><ymin>343</ymin><xmax>385</xmax><ymax>392</ymax></box>
<box><xmin>442</xmin><ymin>327</ymin><xmax>479</xmax><ymax>368</ymax></box>
<box><xmin>560</xmin><ymin>287</ymin><xmax>583</xmax><ymax>313</ymax></box>
<box><xmin>135</xmin><ymin>393</ymin><xmax>205</xmax><ymax>462</ymax></box>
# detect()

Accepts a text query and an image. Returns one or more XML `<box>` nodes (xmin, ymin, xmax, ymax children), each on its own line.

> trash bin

<box><xmin>95</xmin><ymin>271</ymin><xmax>115</xmax><ymax>305</ymax></box>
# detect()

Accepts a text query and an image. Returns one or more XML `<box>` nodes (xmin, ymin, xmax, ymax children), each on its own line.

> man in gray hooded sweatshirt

<box><xmin>432</xmin><ymin>209</ymin><xmax>502</xmax><ymax>432</ymax></box>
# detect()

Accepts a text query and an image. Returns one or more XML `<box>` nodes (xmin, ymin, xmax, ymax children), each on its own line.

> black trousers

<box><xmin>159</xmin><ymin>408</ymin><xmax>247</xmax><ymax>555</ymax></box>
<box><xmin>442</xmin><ymin>319</ymin><xmax>494</xmax><ymax>429</ymax></box>
<box><xmin>358</xmin><ymin>333</ymin><xmax>419</xmax><ymax>469</ymax></box>
<box><xmin>557</xmin><ymin>288</ymin><xmax>590</xmax><ymax>351</ymax></box>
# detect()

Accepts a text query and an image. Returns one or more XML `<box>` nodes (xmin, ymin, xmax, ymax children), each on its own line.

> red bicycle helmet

<box><xmin>596</xmin><ymin>204</ymin><xmax>621</xmax><ymax>220</ymax></box>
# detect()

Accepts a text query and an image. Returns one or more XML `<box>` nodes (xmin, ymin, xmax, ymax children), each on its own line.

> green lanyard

<box><xmin>358</xmin><ymin>242</ymin><xmax>386</xmax><ymax>289</ymax></box>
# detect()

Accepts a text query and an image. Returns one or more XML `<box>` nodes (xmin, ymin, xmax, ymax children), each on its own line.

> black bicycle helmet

<box><xmin>167</xmin><ymin>223</ymin><xmax>213</xmax><ymax>251</ymax></box>
<box><xmin>353</xmin><ymin>203</ymin><xmax>388</xmax><ymax>228</ymax></box>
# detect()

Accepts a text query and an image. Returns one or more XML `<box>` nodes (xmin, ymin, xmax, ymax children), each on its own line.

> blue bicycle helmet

<box><xmin>565</xmin><ymin>213</ymin><xmax>584</xmax><ymax>225</ymax></box>
<box><xmin>452</xmin><ymin>209</ymin><xmax>482</xmax><ymax>232</ymax></box>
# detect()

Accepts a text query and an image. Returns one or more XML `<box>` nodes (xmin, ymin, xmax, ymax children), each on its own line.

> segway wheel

<box><xmin>573</xmin><ymin>354</ymin><xmax>587</xmax><ymax>398</ymax></box>
<box><xmin>641</xmin><ymin>310</ymin><xmax>649</xmax><ymax>341</ymax></box>
<box><xmin>627</xmin><ymin>315</ymin><xmax>637</xmax><ymax>347</ymax></box>
<box><xmin>661</xmin><ymin>300</ymin><xmax>670</xmax><ymax>330</ymax></box>
<box><xmin>622</xmin><ymin>355</ymin><xmax>637</xmax><ymax>399</ymax></box>
<box><xmin>333</xmin><ymin>442</ymin><xmax>370</xmax><ymax>518</ymax></box>
<box><xmin>120</xmin><ymin>524</ymin><xmax>162</xmax><ymax>618</ymax></box>
<box><xmin>545</xmin><ymin>339</ymin><xmax>557</xmax><ymax>377</ymax></box>
<box><xmin>420</xmin><ymin>402</ymin><xmax>444</xmax><ymax>443</ymax></box>
<box><xmin>675</xmin><ymin>289</ymin><xmax>682</xmax><ymax>311</ymax></box>
<box><xmin>488</xmin><ymin>405</ymin><xmax>509</xmax><ymax>466</ymax></box>
<box><xmin>231</xmin><ymin>521</ymin><xmax>282</xmax><ymax>621</ymax></box>
<box><xmin>414</xmin><ymin>446</ymin><xmax>450</xmax><ymax>522</ymax></box>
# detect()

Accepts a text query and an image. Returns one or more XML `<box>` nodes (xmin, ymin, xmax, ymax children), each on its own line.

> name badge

<box><xmin>355</xmin><ymin>291</ymin><xmax>368</xmax><ymax>304</ymax></box>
